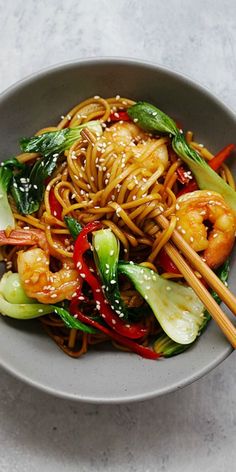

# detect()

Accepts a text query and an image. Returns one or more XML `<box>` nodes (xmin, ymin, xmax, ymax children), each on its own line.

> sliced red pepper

<box><xmin>109</xmin><ymin>111</ymin><xmax>130</xmax><ymax>122</ymax></box>
<box><xmin>209</xmin><ymin>143</ymin><xmax>235</xmax><ymax>171</ymax></box>
<box><xmin>49</xmin><ymin>188</ymin><xmax>63</xmax><ymax>220</ymax></box>
<box><xmin>70</xmin><ymin>302</ymin><xmax>160</xmax><ymax>360</ymax></box>
<box><xmin>176</xmin><ymin>166</ymin><xmax>192</xmax><ymax>185</ymax></box>
<box><xmin>73</xmin><ymin>221</ymin><xmax>147</xmax><ymax>340</ymax></box>
<box><xmin>176</xmin><ymin>179</ymin><xmax>198</xmax><ymax>197</ymax></box>
<box><xmin>158</xmin><ymin>249</ymin><xmax>180</xmax><ymax>275</ymax></box>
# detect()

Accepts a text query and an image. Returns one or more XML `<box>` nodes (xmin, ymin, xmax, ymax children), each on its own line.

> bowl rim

<box><xmin>0</xmin><ymin>57</ymin><xmax>235</xmax><ymax>403</ymax></box>
<box><xmin>0</xmin><ymin>340</ymin><xmax>232</xmax><ymax>404</ymax></box>
<box><xmin>0</xmin><ymin>56</ymin><xmax>235</xmax><ymax>119</ymax></box>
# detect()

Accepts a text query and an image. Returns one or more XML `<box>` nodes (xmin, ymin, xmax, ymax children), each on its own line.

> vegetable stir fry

<box><xmin>0</xmin><ymin>96</ymin><xmax>235</xmax><ymax>359</ymax></box>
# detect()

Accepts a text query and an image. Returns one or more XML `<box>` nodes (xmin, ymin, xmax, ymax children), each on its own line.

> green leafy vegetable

<box><xmin>93</xmin><ymin>228</ymin><xmax>133</xmax><ymax>320</ymax></box>
<box><xmin>153</xmin><ymin>260</ymin><xmax>230</xmax><ymax>357</ymax></box>
<box><xmin>11</xmin><ymin>153</ymin><xmax>60</xmax><ymax>214</ymax></box>
<box><xmin>64</xmin><ymin>216</ymin><xmax>83</xmax><ymax>240</ymax></box>
<box><xmin>20</xmin><ymin>121</ymin><xmax>102</xmax><ymax>156</ymax></box>
<box><xmin>53</xmin><ymin>306</ymin><xmax>96</xmax><ymax>333</ymax></box>
<box><xmin>128</xmin><ymin>102</ymin><xmax>236</xmax><ymax>213</ymax></box>
<box><xmin>0</xmin><ymin>164</ymin><xmax>15</xmax><ymax>230</ymax></box>
<box><xmin>1</xmin><ymin>157</ymin><xmax>25</xmax><ymax>170</ymax></box>
<box><xmin>118</xmin><ymin>262</ymin><xmax>205</xmax><ymax>344</ymax></box>
<box><xmin>0</xmin><ymin>271</ymin><xmax>96</xmax><ymax>333</ymax></box>
<box><xmin>128</xmin><ymin>101</ymin><xmax>178</xmax><ymax>135</ymax></box>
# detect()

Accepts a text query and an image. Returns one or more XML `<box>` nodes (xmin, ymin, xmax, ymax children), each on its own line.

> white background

<box><xmin>0</xmin><ymin>1</ymin><xmax>235</xmax><ymax>471</ymax></box>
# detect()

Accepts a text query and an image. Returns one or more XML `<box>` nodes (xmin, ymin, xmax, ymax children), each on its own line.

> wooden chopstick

<box><xmin>164</xmin><ymin>241</ymin><xmax>236</xmax><ymax>348</ymax></box>
<box><xmin>157</xmin><ymin>214</ymin><xmax>236</xmax><ymax>316</ymax></box>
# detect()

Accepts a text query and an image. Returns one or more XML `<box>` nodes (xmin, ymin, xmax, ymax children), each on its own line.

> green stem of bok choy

<box><xmin>0</xmin><ymin>271</ymin><xmax>96</xmax><ymax>333</ymax></box>
<box><xmin>92</xmin><ymin>228</ymin><xmax>131</xmax><ymax>319</ymax></box>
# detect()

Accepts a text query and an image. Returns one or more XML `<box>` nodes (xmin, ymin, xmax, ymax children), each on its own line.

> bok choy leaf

<box><xmin>153</xmin><ymin>259</ymin><xmax>230</xmax><ymax>356</ymax></box>
<box><xmin>0</xmin><ymin>164</ymin><xmax>15</xmax><ymax>230</ymax></box>
<box><xmin>20</xmin><ymin>121</ymin><xmax>102</xmax><ymax>156</ymax></box>
<box><xmin>11</xmin><ymin>153</ymin><xmax>60</xmax><ymax>214</ymax></box>
<box><xmin>118</xmin><ymin>262</ymin><xmax>205</xmax><ymax>345</ymax></box>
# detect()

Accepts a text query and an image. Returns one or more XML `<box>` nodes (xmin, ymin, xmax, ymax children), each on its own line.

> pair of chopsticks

<box><xmin>82</xmin><ymin>128</ymin><xmax>236</xmax><ymax>348</ymax></box>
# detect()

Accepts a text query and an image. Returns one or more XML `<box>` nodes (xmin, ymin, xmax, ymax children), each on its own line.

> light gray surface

<box><xmin>0</xmin><ymin>0</ymin><xmax>235</xmax><ymax>470</ymax></box>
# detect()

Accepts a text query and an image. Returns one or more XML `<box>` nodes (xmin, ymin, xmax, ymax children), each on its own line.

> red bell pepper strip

<box><xmin>176</xmin><ymin>179</ymin><xmax>198</xmax><ymax>197</ymax></box>
<box><xmin>109</xmin><ymin>111</ymin><xmax>130</xmax><ymax>122</ymax></box>
<box><xmin>208</xmin><ymin>143</ymin><xmax>235</xmax><ymax>171</ymax></box>
<box><xmin>73</xmin><ymin>221</ymin><xmax>147</xmax><ymax>340</ymax></box>
<box><xmin>70</xmin><ymin>301</ymin><xmax>160</xmax><ymax>360</ymax></box>
<box><xmin>176</xmin><ymin>166</ymin><xmax>192</xmax><ymax>185</ymax></box>
<box><xmin>158</xmin><ymin>249</ymin><xmax>180</xmax><ymax>275</ymax></box>
<box><xmin>49</xmin><ymin>188</ymin><xmax>63</xmax><ymax>220</ymax></box>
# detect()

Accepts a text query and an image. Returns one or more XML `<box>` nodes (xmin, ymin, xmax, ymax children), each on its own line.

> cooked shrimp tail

<box><xmin>0</xmin><ymin>229</ymin><xmax>48</xmax><ymax>251</ymax></box>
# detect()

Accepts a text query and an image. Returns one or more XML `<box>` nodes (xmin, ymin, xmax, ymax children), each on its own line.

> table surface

<box><xmin>0</xmin><ymin>1</ymin><xmax>235</xmax><ymax>471</ymax></box>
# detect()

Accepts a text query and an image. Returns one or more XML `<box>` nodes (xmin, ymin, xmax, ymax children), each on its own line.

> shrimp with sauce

<box><xmin>176</xmin><ymin>190</ymin><xmax>236</xmax><ymax>269</ymax></box>
<box><xmin>17</xmin><ymin>247</ymin><xmax>79</xmax><ymax>304</ymax></box>
<box><xmin>103</xmin><ymin>122</ymin><xmax>169</xmax><ymax>171</ymax></box>
<box><xmin>0</xmin><ymin>228</ymin><xmax>80</xmax><ymax>303</ymax></box>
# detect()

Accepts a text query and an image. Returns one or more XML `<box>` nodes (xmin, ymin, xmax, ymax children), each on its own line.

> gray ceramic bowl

<box><xmin>0</xmin><ymin>58</ymin><xmax>235</xmax><ymax>403</ymax></box>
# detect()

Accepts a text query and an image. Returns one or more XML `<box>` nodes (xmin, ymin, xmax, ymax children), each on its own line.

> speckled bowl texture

<box><xmin>0</xmin><ymin>58</ymin><xmax>235</xmax><ymax>403</ymax></box>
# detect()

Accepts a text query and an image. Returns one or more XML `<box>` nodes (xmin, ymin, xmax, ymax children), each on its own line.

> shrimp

<box><xmin>176</xmin><ymin>190</ymin><xmax>236</xmax><ymax>269</ymax></box>
<box><xmin>103</xmin><ymin>122</ymin><xmax>169</xmax><ymax>170</ymax></box>
<box><xmin>17</xmin><ymin>247</ymin><xmax>80</xmax><ymax>304</ymax></box>
<box><xmin>104</xmin><ymin>121</ymin><xmax>147</xmax><ymax>146</ymax></box>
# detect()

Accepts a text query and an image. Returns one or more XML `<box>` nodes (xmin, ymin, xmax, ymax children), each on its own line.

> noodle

<box><xmin>2</xmin><ymin>95</ymin><xmax>235</xmax><ymax>358</ymax></box>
